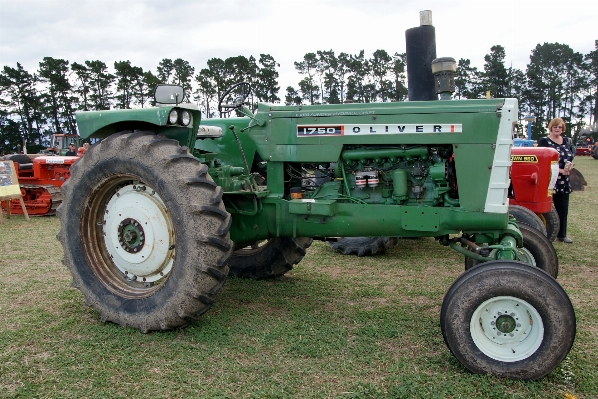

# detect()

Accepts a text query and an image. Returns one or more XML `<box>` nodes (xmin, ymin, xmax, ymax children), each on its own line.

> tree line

<box><xmin>456</xmin><ymin>42</ymin><xmax>597</xmax><ymax>141</ymax></box>
<box><xmin>1</xmin><ymin>41</ymin><xmax>597</xmax><ymax>154</ymax></box>
<box><xmin>0</xmin><ymin>55</ymin><xmax>281</xmax><ymax>153</ymax></box>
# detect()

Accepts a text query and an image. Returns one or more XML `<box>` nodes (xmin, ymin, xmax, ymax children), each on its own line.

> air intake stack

<box><xmin>431</xmin><ymin>57</ymin><xmax>457</xmax><ymax>100</ymax></box>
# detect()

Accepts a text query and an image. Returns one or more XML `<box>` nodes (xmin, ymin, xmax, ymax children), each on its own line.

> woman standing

<box><xmin>537</xmin><ymin>117</ymin><xmax>574</xmax><ymax>243</ymax></box>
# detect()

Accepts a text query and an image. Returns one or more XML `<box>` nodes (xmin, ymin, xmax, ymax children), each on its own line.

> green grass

<box><xmin>1</xmin><ymin>157</ymin><xmax>597</xmax><ymax>399</ymax></box>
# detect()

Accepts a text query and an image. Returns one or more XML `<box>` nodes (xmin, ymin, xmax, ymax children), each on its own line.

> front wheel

<box><xmin>57</xmin><ymin>131</ymin><xmax>232</xmax><ymax>332</ymax></box>
<box><xmin>508</xmin><ymin>204</ymin><xmax>547</xmax><ymax>236</ymax></box>
<box><xmin>441</xmin><ymin>261</ymin><xmax>576</xmax><ymax>380</ymax></box>
<box><xmin>538</xmin><ymin>205</ymin><xmax>560</xmax><ymax>242</ymax></box>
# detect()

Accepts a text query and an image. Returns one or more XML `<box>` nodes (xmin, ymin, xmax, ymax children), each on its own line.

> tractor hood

<box><xmin>255</xmin><ymin>98</ymin><xmax>506</xmax><ymax>119</ymax></box>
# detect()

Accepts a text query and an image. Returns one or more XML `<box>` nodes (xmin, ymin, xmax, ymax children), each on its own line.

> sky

<box><xmin>0</xmin><ymin>0</ymin><xmax>597</xmax><ymax>97</ymax></box>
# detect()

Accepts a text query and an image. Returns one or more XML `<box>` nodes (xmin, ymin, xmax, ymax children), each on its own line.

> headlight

<box><xmin>179</xmin><ymin>110</ymin><xmax>191</xmax><ymax>126</ymax></box>
<box><xmin>168</xmin><ymin>109</ymin><xmax>178</xmax><ymax>125</ymax></box>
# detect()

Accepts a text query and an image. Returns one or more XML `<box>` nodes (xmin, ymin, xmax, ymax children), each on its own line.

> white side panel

<box><xmin>484</xmin><ymin>98</ymin><xmax>517</xmax><ymax>213</ymax></box>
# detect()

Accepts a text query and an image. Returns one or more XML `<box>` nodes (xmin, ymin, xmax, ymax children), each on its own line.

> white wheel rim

<box><xmin>103</xmin><ymin>183</ymin><xmax>174</xmax><ymax>283</ymax></box>
<box><xmin>470</xmin><ymin>295</ymin><xmax>544</xmax><ymax>362</ymax></box>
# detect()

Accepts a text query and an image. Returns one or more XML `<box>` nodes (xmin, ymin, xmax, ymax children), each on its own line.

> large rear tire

<box><xmin>538</xmin><ymin>205</ymin><xmax>560</xmax><ymax>242</ymax></box>
<box><xmin>228</xmin><ymin>237</ymin><xmax>313</xmax><ymax>279</ymax></box>
<box><xmin>508</xmin><ymin>205</ymin><xmax>547</xmax><ymax>236</ymax></box>
<box><xmin>441</xmin><ymin>261</ymin><xmax>575</xmax><ymax>380</ymax></box>
<box><xmin>329</xmin><ymin>237</ymin><xmax>398</xmax><ymax>256</ymax></box>
<box><xmin>464</xmin><ymin>223</ymin><xmax>558</xmax><ymax>279</ymax></box>
<box><xmin>57</xmin><ymin>131</ymin><xmax>232</xmax><ymax>332</ymax></box>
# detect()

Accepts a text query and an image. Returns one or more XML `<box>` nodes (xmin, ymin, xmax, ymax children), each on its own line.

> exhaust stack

<box><xmin>405</xmin><ymin>10</ymin><xmax>437</xmax><ymax>101</ymax></box>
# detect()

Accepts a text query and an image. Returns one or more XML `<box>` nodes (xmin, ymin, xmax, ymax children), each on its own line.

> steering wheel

<box><xmin>218</xmin><ymin>82</ymin><xmax>252</xmax><ymax>116</ymax></box>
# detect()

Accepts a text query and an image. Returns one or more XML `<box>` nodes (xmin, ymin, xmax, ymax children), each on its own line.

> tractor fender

<box><xmin>75</xmin><ymin>104</ymin><xmax>202</xmax><ymax>141</ymax></box>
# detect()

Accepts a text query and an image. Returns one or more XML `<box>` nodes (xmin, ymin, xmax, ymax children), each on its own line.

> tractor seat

<box><xmin>17</xmin><ymin>163</ymin><xmax>34</xmax><ymax>170</ymax></box>
<box><xmin>7</xmin><ymin>154</ymin><xmax>33</xmax><ymax>165</ymax></box>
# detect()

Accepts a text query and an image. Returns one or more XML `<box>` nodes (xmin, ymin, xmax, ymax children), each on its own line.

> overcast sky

<box><xmin>0</xmin><ymin>0</ymin><xmax>596</xmax><ymax>96</ymax></box>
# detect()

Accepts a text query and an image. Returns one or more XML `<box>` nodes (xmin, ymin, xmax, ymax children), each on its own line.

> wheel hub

<box><xmin>495</xmin><ymin>314</ymin><xmax>517</xmax><ymax>334</ymax></box>
<box><xmin>482</xmin><ymin>304</ymin><xmax>529</xmax><ymax>342</ymax></box>
<box><xmin>118</xmin><ymin>218</ymin><xmax>145</xmax><ymax>253</ymax></box>
<box><xmin>102</xmin><ymin>183</ymin><xmax>175</xmax><ymax>284</ymax></box>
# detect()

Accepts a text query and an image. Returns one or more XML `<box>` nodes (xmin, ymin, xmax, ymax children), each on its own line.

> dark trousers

<box><xmin>553</xmin><ymin>192</ymin><xmax>570</xmax><ymax>239</ymax></box>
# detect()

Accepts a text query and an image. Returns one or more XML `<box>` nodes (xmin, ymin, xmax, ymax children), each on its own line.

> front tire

<box><xmin>57</xmin><ymin>131</ymin><xmax>232</xmax><ymax>332</ymax></box>
<box><xmin>441</xmin><ymin>261</ymin><xmax>576</xmax><ymax>380</ymax></box>
<box><xmin>538</xmin><ymin>205</ymin><xmax>560</xmax><ymax>242</ymax></box>
<box><xmin>508</xmin><ymin>204</ymin><xmax>547</xmax><ymax>236</ymax></box>
<box><xmin>228</xmin><ymin>237</ymin><xmax>313</xmax><ymax>279</ymax></box>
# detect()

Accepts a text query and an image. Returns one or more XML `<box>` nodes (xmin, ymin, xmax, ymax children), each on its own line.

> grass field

<box><xmin>1</xmin><ymin>157</ymin><xmax>596</xmax><ymax>399</ymax></box>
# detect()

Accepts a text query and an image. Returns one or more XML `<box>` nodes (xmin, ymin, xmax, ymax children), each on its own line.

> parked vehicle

<box><xmin>56</xmin><ymin>81</ymin><xmax>575</xmax><ymax>380</ymax></box>
<box><xmin>55</xmin><ymin>15</ymin><xmax>575</xmax><ymax>380</ymax></box>
<box><xmin>2</xmin><ymin>154</ymin><xmax>79</xmax><ymax>216</ymax></box>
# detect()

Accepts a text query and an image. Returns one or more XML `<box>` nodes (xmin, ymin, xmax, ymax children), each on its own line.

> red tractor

<box><xmin>508</xmin><ymin>146</ymin><xmax>560</xmax><ymax>242</ymax></box>
<box><xmin>2</xmin><ymin>154</ymin><xmax>80</xmax><ymax>216</ymax></box>
<box><xmin>2</xmin><ymin>133</ymin><xmax>87</xmax><ymax>216</ymax></box>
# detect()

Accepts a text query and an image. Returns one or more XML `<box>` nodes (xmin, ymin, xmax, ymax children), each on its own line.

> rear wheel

<box><xmin>464</xmin><ymin>223</ymin><xmax>558</xmax><ymax>279</ymax></box>
<box><xmin>329</xmin><ymin>237</ymin><xmax>398</xmax><ymax>256</ymax></box>
<box><xmin>57</xmin><ymin>131</ymin><xmax>232</xmax><ymax>332</ymax></box>
<box><xmin>228</xmin><ymin>237</ymin><xmax>313</xmax><ymax>279</ymax></box>
<box><xmin>538</xmin><ymin>205</ymin><xmax>560</xmax><ymax>242</ymax></box>
<box><xmin>508</xmin><ymin>204</ymin><xmax>547</xmax><ymax>236</ymax></box>
<box><xmin>441</xmin><ymin>261</ymin><xmax>575</xmax><ymax>380</ymax></box>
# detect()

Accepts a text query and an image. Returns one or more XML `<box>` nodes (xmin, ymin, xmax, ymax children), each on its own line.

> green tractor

<box><xmin>58</xmin><ymin>80</ymin><xmax>575</xmax><ymax>380</ymax></box>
